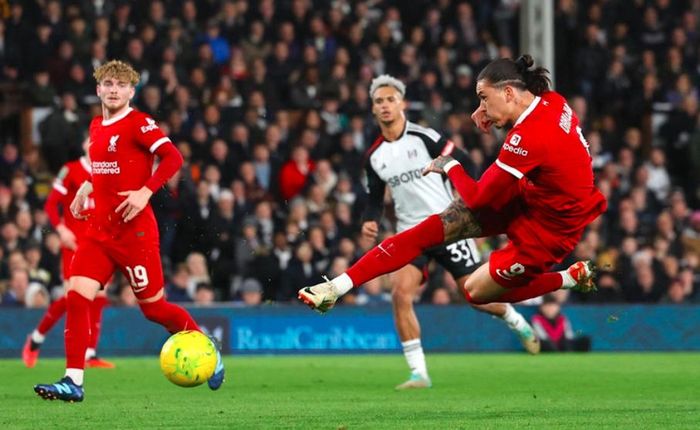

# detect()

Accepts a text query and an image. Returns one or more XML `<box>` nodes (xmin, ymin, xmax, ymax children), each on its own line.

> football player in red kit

<box><xmin>34</xmin><ymin>60</ymin><xmax>224</xmax><ymax>402</ymax></box>
<box><xmin>23</xmin><ymin>139</ymin><xmax>114</xmax><ymax>369</ymax></box>
<box><xmin>300</xmin><ymin>55</ymin><xmax>606</xmax><ymax>312</ymax></box>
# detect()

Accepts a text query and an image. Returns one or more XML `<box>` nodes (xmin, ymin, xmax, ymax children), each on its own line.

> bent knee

<box><xmin>462</xmin><ymin>281</ymin><xmax>488</xmax><ymax>305</ymax></box>
<box><xmin>391</xmin><ymin>282</ymin><xmax>418</xmax><ymax>304</ymax></box>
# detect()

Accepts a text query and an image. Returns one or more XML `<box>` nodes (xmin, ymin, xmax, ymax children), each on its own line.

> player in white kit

<box><xmin>361</xmin><ymin>75</ymin><xmax>540</xmax><ymax>389</ymax></box>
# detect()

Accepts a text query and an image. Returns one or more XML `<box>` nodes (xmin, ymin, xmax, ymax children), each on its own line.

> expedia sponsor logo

<box><xmin>387</xmin><ymin>169</ymin><xmax>423</xmax><ymax>187</ymax></box>
<box><xmin>140</xmin><ymin>117</ymin><xmax>159</xmax><ymax>133</ymax></box>
<box><xmin>502</xmin><ymin>142</ymin><xmax>528</xmax><ymax>156</ymax></box>
<box><xmin>92</xmin><ymin>161</ymin><xmax>120</xmax><ymax>174</ymax></box>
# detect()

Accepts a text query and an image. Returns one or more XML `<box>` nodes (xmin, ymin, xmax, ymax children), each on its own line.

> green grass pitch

<box><xmin>1</xmin><ymin>353</ymin><xmax>698</xmax><ymax>429</ymax></box>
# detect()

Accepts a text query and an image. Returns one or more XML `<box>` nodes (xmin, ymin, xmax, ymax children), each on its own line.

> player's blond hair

<box><xmin>369</xmin><ymin>74</ymin><xmax>406</xmax><ymax>99</ymax></box>
<box><xmin>93</xmin><ymin>60</ymin><xmax>140</xmax><ymax>85</ymax></box>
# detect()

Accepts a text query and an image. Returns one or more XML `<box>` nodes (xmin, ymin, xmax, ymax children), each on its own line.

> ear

<box><xmin>503</xmin><ymin>85</ymin><xmax>515</xmax><ymax>102</ymax></box>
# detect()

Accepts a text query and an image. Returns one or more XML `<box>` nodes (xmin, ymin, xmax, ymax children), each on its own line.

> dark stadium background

<box><xmin>0</xmin><ymin>0</ymin><xmax>698</xmax><ymax>311</ymax></box>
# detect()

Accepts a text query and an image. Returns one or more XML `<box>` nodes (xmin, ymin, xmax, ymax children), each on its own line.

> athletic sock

<box><xmin>84</xmin><ymin>348</ymin><xmax>96</xmax><ymax>360</ymax></box>
<box><xmin>30</xmin><ymin>329</ymin><xmax>45</xmax><ymax>351</ymax></box>
<box><xmin>346</xmin><ymin>214</ymin><xmax>444</xmax><ymax>287</ymax></box>
<box><xmin>330</xmin><ymin>273</ymin><xmax>353</xmax><ymax>296</ymax></box>
<box><xmin>497</xmin><ymin>272</ymin><xmax>564</xmax><ymax>303</ymax></box>
<box><xmin>402</xmin><ymin>339</ymin><xmax>428</xmax><ymax>378</ymax></box>
<box><xmin>88</xmin><ymin>295</ymin><xmax>109</xmax><ymax>351</ymax></box>
<box><xmin>500</xmin><ymin>304</ymin><xmax>529</xmax><ymax>331</ymax></box>
<box><xmin>559</xmin><ymin>269</ymin><xmax>577</xmax><ymax>289</ymax></box>
<box><xmin>36</xmin><ymin>296</ymin><xmax>67</xmax><ymax>339</ymax></box>
<box><xmin>65</xmin><ymin>368</ymin><xmax>84</xmax><ymax>386</ymax></box>
<box><xmin>65</xmin><ymin>291</ymin><xmax>91</xmax><ymax>371</ymax></box>
<box><xmin>140</xmin><ymin>298</ymin><xmax>201</xmax><ymax>333</ymax></box>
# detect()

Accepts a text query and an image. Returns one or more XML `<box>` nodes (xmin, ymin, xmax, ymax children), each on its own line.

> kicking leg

<box><xmin>461</xmin><ymin>262</ymin><xmax>595</xmax><ymax>304</ymax></box>
<box><xmin>299</xmin><ymin>198</ymin><xmax>482</xmax><ymax>311</ymax></box>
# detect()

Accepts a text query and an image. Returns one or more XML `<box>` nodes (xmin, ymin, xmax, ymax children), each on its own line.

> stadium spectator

<box><xmin>238</xmin><ymin>278</ymin><xmax>263</xmax><ymax>306</ymax></box>
<box><xmin>531</xmin><ymin>294</ymin><xmax>591</xmax><ymax>352</ymax></box>
<box><xmin>0</xmin><ymin>0</ymin><xmax>697</xmax><ymax>310</ymax></box>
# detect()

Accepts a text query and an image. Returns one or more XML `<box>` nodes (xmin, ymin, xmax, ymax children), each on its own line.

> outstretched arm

<box><xmin>423</xmin><ymin>156</ymin><xmax>519</xmax><ymax>212</ymax></box>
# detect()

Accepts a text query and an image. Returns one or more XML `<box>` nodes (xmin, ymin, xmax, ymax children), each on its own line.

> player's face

<box><xmin>96</xmin><ymin>76</ymin><xmax>135</xmax><ymax>112</ymax></box>
<box><xmin>475</xmin><ymin>80</ymin><xmax>514</xmax><ymax>128</ymax></box>
<box><xmin>371</xmin><ymin>86</ymin><xmax>406</xmax><ymax>126</ymax></box>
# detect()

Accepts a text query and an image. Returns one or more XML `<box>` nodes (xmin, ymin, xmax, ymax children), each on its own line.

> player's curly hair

<box><xmin>476</xmin><ymin>54</ymin><xmax>551</xmax><ymax>96</ymax></box>
<box><xmin>93</xmin><ymin>60</ymin><xmax>140</xmax><ymax>85</ymax></box>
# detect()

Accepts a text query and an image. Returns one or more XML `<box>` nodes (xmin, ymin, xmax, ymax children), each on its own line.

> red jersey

<box><xmin>496</xmin><ymin>91</ymin><xmax>607</xmax><ymax>235</ymax></box>
<box><xmin>87</xmin><ymin>108</ymin><xmax>170</xmax><ymax>238</ymax></box>
<box><xmin>45</xmin><ymin>156</ymin><xmax>93</xmax><ymax>239</ymax></box>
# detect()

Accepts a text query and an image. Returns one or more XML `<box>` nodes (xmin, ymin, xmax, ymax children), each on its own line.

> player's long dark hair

<box><xmin>476</xmin><ymin>54</ymin><xmax>551</xmax><ymax>96</ymax></box>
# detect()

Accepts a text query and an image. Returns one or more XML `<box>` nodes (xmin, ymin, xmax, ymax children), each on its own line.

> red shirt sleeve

<box><xmin>144</xmin><ymin>141</ymin><xmax>184</xmax><ymax>193</ymax></box>
<box><xmin>131</xmin><ymin>113</ymin><xmax>182</xmax><ymax>192</ymax></box>
<box><xmin>133</xmin><ymin>113</ymin><xmax>172</xmax><ymax>154</ymax></box>
<box><xmin>446</xmin><ymin>162</ymin><xmax>519</xmax><ymax>212</ymax></box>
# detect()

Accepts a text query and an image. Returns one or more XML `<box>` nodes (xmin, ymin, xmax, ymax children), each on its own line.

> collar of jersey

<box><xmin>102</xmin><ymin>107</ymin><xmax>133</xmax><ymax>126</ymax></box>
<box><xmin>383</xmin><ymin>120</ymin><xmax>409</xmax><ymax>143</ymax></box>
<box><xmin>514</xmin><ymin>96</ymin><xmax>541</xmax><ymax>127</ymax></box>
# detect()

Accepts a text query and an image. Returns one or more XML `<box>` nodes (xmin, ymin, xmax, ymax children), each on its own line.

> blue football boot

<box><xmin>34</xmin><ymin>376</ymin><xmax>84</xmax><ymax>402</ymax></box>
<box><xmin>207</xmin><ymin>338</ymin><xmax>225</xmax><ymax>391</ymax></box>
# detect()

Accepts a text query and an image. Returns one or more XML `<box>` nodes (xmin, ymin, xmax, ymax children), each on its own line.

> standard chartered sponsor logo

<box><xmin>92</xmin><ymin>161</ymin><xmax>121</xmax><ymax>174</ymax></box>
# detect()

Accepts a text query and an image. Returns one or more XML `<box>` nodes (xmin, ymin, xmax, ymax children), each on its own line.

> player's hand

<box><xmin>422</xmin><ymin>155</ymin><xmax>455</xmax><ymax>176</ymax></box>
<box><xmin>361</xmin><ymin>221</ymin><xmax>379</xmax><ymax>241</ymax></box>
<box><xmin>115</xmin><ymin>186</ymin><xmax>153</xmax><ymax>223</ymax></box>
<box><xmin>56</xmin><ymin>224</ymin><xmax>78</xmax><ymax>250</ymax></box>
<box><xmin>70</xmin><ymin>187</ymin><xmax>91</xmax><ymax>220</ymax></box>
<box><xmin>471</xmin><ymin>105</ymin><xmax>493</xmax><ymax>133</ymax></box>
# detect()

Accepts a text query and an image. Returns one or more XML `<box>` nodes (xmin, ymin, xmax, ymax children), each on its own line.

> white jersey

<box><xmin>363</xmin><ymin>122</ymin><xmax>464</xmax><ymax>232</ymax></box>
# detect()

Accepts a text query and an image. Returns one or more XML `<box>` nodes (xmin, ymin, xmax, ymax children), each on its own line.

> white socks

<box><xmin>501</xmin><ymin>304</ymin><xmax>528</xmax><ymax>330</ymax></box>
<box><xmin>31</xmin><ymin>329</ymin><xmax>46</xmax><ymax>344</ymax></box>
<box><xmin>85</xmin><ymin>348</ymin><xmax>96</xmax><ymax>360</ymax></box>
<box><xmin>402</xmin><ymin>339</ymin><xmax>428</xmax><ymax>378</ymax></box>
<box><xmin>330</xmin><ymin>273</ymin><xmax>353</xmax><ymax>296</ymax></box>
<box><xmin>65</xmin><ymin>368</ymin><xmax>84</xmax><ymax>386</ymax></box>
<box><xmin>560</xmin><ymin>270</ymin><xmax>576</xmax><ymax>289</ymax></box>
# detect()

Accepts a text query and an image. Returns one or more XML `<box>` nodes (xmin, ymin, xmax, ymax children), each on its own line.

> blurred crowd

<box><xmin>0</xmin><ymin>0</ymin><xmax>699</xmax><ymax>308</ymax></box>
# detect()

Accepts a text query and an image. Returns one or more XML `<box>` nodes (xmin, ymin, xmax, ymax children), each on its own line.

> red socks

<box><xmin>65</xmin><ymin>291</ymin><xmax>91</xmax><ymax>370</ymax></box>
<box><xmin>463</xmin><ymin>272</ymin><xmax>564</xmax><ymax>304</ymax></box>
<box><xmin>496</xmin><ymin>273</ymin><xmax>563</xmax><ymax>303</ymax></box>
<box><xmin>347</xmin><ymin>214</ymin><xmax>444</xmax><ymax>286</ymax></box>
<box><xmin>139</xmin><ymin>298</ymin><xmax>200</xmax><ymax>334</ymax></box>
<box><xmin>37</xmin><ymin>295</ymin><xmax>67</xmax><ymax>335</ymax></box>
<box><xmin>89</xmin><ymin>295</ymin><xmax>108</xmax><ymax>350</ymax></box>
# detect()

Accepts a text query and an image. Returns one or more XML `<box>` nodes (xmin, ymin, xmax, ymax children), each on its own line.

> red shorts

<box><xmin>477</xmin><ymin>201</ymin><xmax>583</xmax><ymax>289</ymax></box>
<box><xmin>70</xmin><ymin>233</ymin><xmax>164</xmax><ymax>301</ymax></box>
<box><xmin>61</xmin><ymin>247</ymin><xmax>76</xmax><ymax>279</ymax></box>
